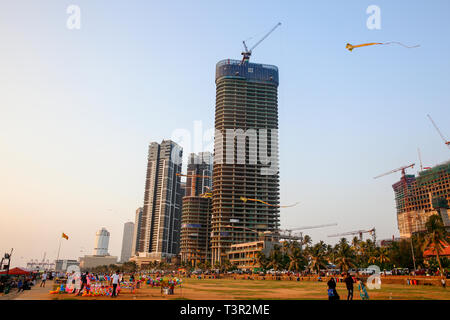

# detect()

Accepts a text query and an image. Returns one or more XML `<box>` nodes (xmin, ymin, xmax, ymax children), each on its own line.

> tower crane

<box><xmin>241</xmin><ymin>22</ymin><xmax>281</xmax><ymax>64</ymax></box>
<box><xmin>373</xmin><ymin>163</ymin><xmax>415</xmax><ymax>180</ymax></box>
<box><xmin>280</xmin><ymin>223</ymin><xmax>338</xmax><ymax>238</ymax></box>
<box><xmin>427</xmin><ymin>114</ymin><xmax>450</xmax><ymax>150</ymax></box>
<box><xmin>374</xmin><ymin>163</ymin><xmax>415</xmax><ymax>220</ymax></box>
<box><xmin>328</xmin><ymin>228</ymin><xmax>376</xmax><ymax>242</ymax></box>
<box><xmin>275</xmin><ymin>223</ymin><xmax>338</xmax><ymax>246</ymax></box>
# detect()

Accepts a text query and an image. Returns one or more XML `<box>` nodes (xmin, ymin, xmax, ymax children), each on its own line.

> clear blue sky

<box><xmin>1</xmin><ymin>0</ymin><xmax>449</xmax><ymax>266</ymax></box>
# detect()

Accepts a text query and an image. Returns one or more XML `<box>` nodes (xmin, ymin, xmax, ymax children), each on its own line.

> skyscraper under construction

<box><xmin>180</xmin><ymin>152</ymin><xmax>213</xmax><ymax>266</ymax></box>
<box><xmin>393</xmin><ymin>160</ymin><xmax>450</xmax><ymax>238</ymax></box>
<box><xmin>211</xmin><ymin>59</ymin><xmax>280</xmax><ymax>264</ymax></box>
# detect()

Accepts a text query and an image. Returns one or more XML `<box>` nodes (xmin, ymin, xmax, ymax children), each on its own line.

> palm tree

<box><xmin>281</xmin><ymin>241</ymin><xmax>290</xmax><ymax>255</ymax></box>
<box><xmin>220</xmin><ymin>258</ymin><xmax>232</xmax><ymax>272</ymax></box>
<box><xmin>325</xmin><ymin>244</ymin><xmax>336</xmax><ymax>265</ymax></box>
<box><xmin>352</xmin><ymin>236</ymin><xmax>361</xmax><ymax>252</ymax></box>
<box><xmin>287</xmin><ymin>246</ymin><xmax>306</xmax><ymax>272</ymax></box>
<box><xmin>255</xmin><ymin>251</ymin><xmax>268</xmax><ymax>270</ymax></box>
<box><xmin>377</xmin><ymin>247</ymin><xmax>390</xmax><ymax>265</ymax></box>
<box><xmin>368</xmin><ymin>255</ymin><xmax>377</xmax><ymax>265</ymax></box>
<box><xmin>267</xmin><ymin>245</ymin><xmax>283</xmax><ymax>271</ymax></box>
<box><xmin>307</xmin><ymin>241</ymin><xmax>328</xmax><ymax>274</ymax></box>
<box><xmin>302</xmin><ymin>235</ymin><xmax>312</xmax><ymax>249</ymax></box>
<box><xmin>335</xmin><ymin>238</ymin><xmax>356</xmax><ymax>272</ymax></box>
<box><xmin>422</xmin><ymin>215</ymin><xmax>449</xmax><ymax>276</ymax></box>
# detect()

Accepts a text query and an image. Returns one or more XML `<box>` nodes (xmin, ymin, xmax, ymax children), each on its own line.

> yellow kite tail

<box><xmin>347</xmin><ymin>42</ymin><xmax>419</xmax><ymax>51</ymax></box>
<box><xmin>240</xmin><ymin>196</ymin><xmax>299</xmax><ymax>208</ymax></box>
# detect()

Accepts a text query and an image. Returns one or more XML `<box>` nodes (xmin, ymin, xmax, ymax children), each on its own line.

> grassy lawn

<box><xmin>43</xmin><ymin>279</ymin><xmax>450</xmax><ymax>300</ymax></box>
<box><xmin>174</xmin><ymin>278</ymin><xmax>450</xmax><ymax>300</ymax></box>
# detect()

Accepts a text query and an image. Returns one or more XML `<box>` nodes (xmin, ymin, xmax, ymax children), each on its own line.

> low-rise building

<box><xmin>55</xmin><ymin>259</ymin><xmax>79</xmax><ymax>272</ymax></box>
<box><xmin>226</xmin><ymin>240</ymin><xmax>278</xmax><ymax>270</ymax></box>
<box><xmin>79</xmin><ymin>255</ymin><xmax>118</xmax><ymax>270</ymax></box>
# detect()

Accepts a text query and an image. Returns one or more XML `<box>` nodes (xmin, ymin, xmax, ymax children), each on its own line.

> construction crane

<box><xmin>280</xmin><ymin>223</ymin><xmax>338</xmax><ymax>238</ymax></box>
<box><xmin>418</xmin><ymin>148</ymin><xmax>423</xmax><ymax>171</ymax></box>
<box><xmin>417</xmin><ymin>148</ymin><xmax>431</xmax><ymax>171</ymax></box>
<box><xmin>270</xmin><ymin>223</ymin><xmax>338</xmax><ymax>249</ymax></box>
<box><xmin>374</xmin><ymin>163</ymin><xmax>415</xmax><ymax>226</ymax></box>
<box><xmin>241</xmin><ymin>22</ymin><xmax>281</xmax><ymax>64</ymax></box>
<box><xmin>328</xmin><ymin>228</ymin><xmax>376</xmax><ymax>242</ymax></box>
<box><xmin>427</xmin><ymin>114</ymin><xmax>450</xmax><ymax>150</ymax></box>
<box><xmin>176</xmin><ymin>173</ymin><xmax>211</xmax><ymax>197</ymax></box>
<box><xmin>373</xmin><ymin>163</ymin><xmax>415</xmax><ymax>180</ymax></box>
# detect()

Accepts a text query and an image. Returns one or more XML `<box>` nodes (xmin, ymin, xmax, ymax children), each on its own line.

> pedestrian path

<box><xmin>14</xmin><ymin>280</ymin><xmax>54</xmax><ymax>300</ymax></box>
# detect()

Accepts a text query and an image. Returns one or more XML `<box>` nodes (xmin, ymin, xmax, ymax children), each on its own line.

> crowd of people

<box><xmin>326</xmin><ymin>273</ymin><xmax>369</xmax><ymax>300</ymax></box>
<box><xmin>0</xmin><ymin>272</ymin><xmax>44</xmax><ymax>294</ymax></box>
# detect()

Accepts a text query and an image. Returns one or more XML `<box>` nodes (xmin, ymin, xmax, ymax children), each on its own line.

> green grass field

<box><xmin>172</xmin><ymin>278</ymin><xmax>450</xmax><ymax>300</ymax></box>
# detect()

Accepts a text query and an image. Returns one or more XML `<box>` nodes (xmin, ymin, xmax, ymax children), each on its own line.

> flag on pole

<box><xmin>62</xmin><ymin>233</ymin><xmax>69</xmax><ymax>240</ymax></box>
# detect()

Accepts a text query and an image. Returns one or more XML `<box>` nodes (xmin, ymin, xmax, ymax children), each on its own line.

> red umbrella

<box><xmin>0</xmin><ymin>267</ymin><xmax>31</xmax><ymax>275</ymax></box>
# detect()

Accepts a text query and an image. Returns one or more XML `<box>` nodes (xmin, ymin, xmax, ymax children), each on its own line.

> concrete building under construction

<box><xmin>211</xmin><ymin>59</ymin><xmax>280</xmax><ymax>264</ymax></box>
<box><xmin>393</xmin><ymin>160</ymin><xmax>450</xmax><ymax>238</ymax></box>
<box><xmin>180</xmin><ymin>152</ymin><xmax>213</xmax><ymax>266</ymax></box>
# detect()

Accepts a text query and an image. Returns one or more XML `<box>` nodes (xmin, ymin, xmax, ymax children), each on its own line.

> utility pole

<box><xmin>410</xmin><ymin>236</ymin><xmax>417</xmax><ymax>274</ymax></box>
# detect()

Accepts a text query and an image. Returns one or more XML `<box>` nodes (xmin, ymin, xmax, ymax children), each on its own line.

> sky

<box><xmin>1</xmin><ymin>0</ymin><xmax>449</xmax><ymax>267</ymax></box>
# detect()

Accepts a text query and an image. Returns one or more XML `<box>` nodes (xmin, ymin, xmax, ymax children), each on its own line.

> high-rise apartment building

<box><xmin>211</xmin><ymin>59</ymin><xmax>280</xmax><ymax>263</ymax></box>
<box><xmin>180</xmin><ymin>152</ymin><xmax>213</xmax><ymax>266</ymax></box>
<box><xmin>136</xmin><ymin>140</ymin><xmax>183</xmax><ymax>260</ymax></box>
<box><xmin>131</xmin><ymin>207</ymin><xmax>143</xmax><ymax>257</ymax></box>
<box><xmin>120</xmin><ymin>222</ymin><xmax>134</xmax><ymax>263</ymax></box>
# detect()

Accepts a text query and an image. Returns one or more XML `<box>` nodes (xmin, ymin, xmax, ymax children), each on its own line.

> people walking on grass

<box><xmin>40</xmin><ymin>272</ymin><xmax>47</xmax><ymax>287</ymax></box>
<box><xmin>344</xmin><ymin>272</ymin><xmax>354</xmax><ymax>300</ymax></box>
<box><xmin>111</xmin><ymin>270</ymin><xmax>120</xmax><ymax>298</ymax></box>
<box><xmin>357</xmin><ymin>278</ymin><xmax>369</xmax><ymax>300</ymax></box>
<box><xmin>327</xmin><ymin>276</ymin><xmax>340</xmax><ymax>300</ymax></box>
<box><xmin>77</xmin><ymin>272</ymin><xmax>88</xmax><ymax>296</ymax></box>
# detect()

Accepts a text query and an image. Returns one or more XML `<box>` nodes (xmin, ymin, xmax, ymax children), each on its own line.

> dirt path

<box><xmin>14</xmin><ymin>281</ymin><xmax>53</xmax><ymax>300</ymax></box>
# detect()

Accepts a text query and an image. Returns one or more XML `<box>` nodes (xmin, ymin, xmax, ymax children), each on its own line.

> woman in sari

<box><xmin>357</xmin><ymin>278</ymin><xmax>369</xmax><ymax>300</ymax></box>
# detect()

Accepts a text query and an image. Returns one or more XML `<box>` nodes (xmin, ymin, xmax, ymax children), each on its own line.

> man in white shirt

<box><xmin>40</xmin><ymin>273</ymin><xmax>47</xmax><ymax>287</ymax></box>
<box><xmin>110</xmin><ymin>270</ymin><xmax>120</xmax><ymax>298</ymax></box>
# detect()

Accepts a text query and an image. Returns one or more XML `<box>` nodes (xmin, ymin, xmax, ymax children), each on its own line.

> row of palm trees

<box><xmin>256</xmin><ymin>215</ymin><xmax>449</xmax><ymax>275</ymax></box>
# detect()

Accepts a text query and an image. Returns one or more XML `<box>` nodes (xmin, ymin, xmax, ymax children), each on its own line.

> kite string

<box><xmin>381</xmin><ymin>42</ymin><xmax>420</xmax><ymax>48</ymax></box>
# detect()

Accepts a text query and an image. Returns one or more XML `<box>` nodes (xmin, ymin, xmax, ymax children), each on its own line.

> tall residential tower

<box><xmin>136</xmin><ymin>140</ymin><xmax>183</xmax><ymax>260</ymax></box>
